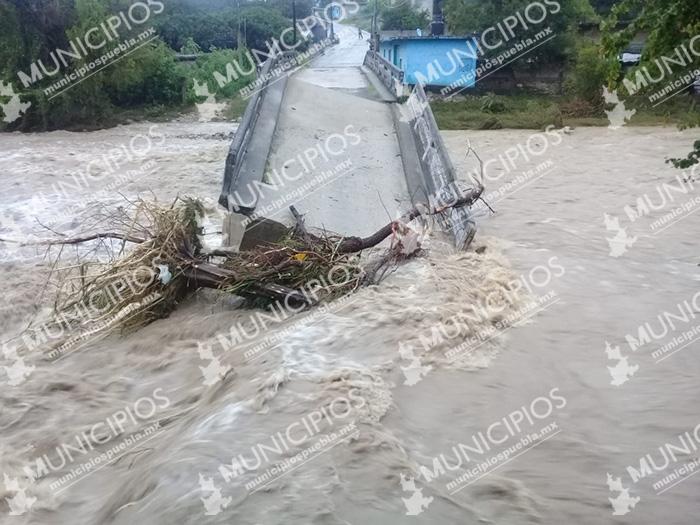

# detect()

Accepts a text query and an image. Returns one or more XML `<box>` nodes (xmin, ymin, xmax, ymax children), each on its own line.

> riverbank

<box><xmin>431</xmin><ymin>91</ymin><xmax>698</xmax><ymax>129</ymax></box>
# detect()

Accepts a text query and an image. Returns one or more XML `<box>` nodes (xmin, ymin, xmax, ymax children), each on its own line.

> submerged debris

<box><xmin>6</xmin><ymin>182</ymin><xmax>483</xmax><ymax>353</ymax></box>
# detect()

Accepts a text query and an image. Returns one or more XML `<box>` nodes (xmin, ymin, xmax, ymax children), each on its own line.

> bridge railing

<box><xmin>363</xmin><ymin>50</ymin><xmax>404</xmax><ymax>98</ymax></box>
<box><xmin>219</xmin><ymin>41</ymin><xmax>335</xmax><ymax>214</ymax></box>
<box><xmin>398</xmin><ymin>82</ymin><xmax>479</xmax><ymax>249</ymax></box>
<box><xmin>218</xmin><ymin>52</ymin><xmax>282</xmax><ymax>212</ymax></box>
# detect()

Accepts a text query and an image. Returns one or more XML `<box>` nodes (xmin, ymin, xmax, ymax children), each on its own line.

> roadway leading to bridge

<box><xmin>255</xmin><ymin>24</ymin><xmax>409</xmax><ymax>237</ymax></box>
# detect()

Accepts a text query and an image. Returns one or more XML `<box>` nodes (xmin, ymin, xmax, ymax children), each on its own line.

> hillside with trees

<box><xmin>0</xmin><ymin>0</ymin><xmax>300</xmax><ymax>131</ymax></box>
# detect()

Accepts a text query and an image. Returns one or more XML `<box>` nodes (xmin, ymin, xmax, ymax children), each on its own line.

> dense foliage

<box><xmin>602</xmin><ymin>0</ymin><xmax>700</xmax><ymax>85</ymax></box>
<box><xmin>565</xmin><ymin>44</ymin><xmax>612</xmax><ymax>106</ymax></box>
<box><xmin>156</xmin><ymin>5</ymin><xmax>292</xmax><ymax>53</ymax></box>
<box><xmin>380</xmin><ymin>3</ymin><xmax>430</xmax><ymax>31</ymax></box>
<box><xmin>589</xmin><ymin>0</ymin><xmax>620</xmax><ymax>15</ymax></box>
<box><xmin>191</xmin><ymin>49</ymin><xmax>255</xmax><ymax>99</ymax></box>
<box><xmin>0</xmin><ymin>0</ymin><xmax>295</xmax><ymax>130</ymax></box>
<box><xmin>601</xmin><ymin>0</ymin><xmax>700</xmax><ymax>165</ymax></box>
<box><xmin>442</xmin><ymin>0</ymin><xmax>596</xmax><ymax>66</ymax></box>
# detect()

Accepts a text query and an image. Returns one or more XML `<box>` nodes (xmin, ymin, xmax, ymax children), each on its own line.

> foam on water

<box><xmin>0</xmin><ymin>121</ymin><xmax>559</xmax><ymax>525</ymax></box>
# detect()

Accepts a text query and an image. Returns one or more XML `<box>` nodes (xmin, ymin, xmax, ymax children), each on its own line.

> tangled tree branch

<box><xmin>0</xmin><ymin>232</ymin><xmax>148</xmax><ymax>246</ymax></box>
<box><xmin>13</xmin><ymin>183</ymin><xmax>482</xmax><ymax>354</ymax></box>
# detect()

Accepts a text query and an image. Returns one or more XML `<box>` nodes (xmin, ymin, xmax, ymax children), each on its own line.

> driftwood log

<box><xmin>291</xmin><ymin>184</ymin><xmax>483</xmax><ymax>255</ymax></box>
<box><xmin>181</xmin><ymin>260</ymin><xmax>310</xmax><ymax>305</ymax></box>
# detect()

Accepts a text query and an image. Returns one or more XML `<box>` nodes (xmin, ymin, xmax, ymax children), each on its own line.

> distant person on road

<box><xmin>358</xmin><ymin>28</ymin><xmax>363</xmax><ymax>39</ymax></box>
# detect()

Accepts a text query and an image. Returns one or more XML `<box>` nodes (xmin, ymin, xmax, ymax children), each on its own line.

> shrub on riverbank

<box><xmin>1</xmin><ymin>41</ymin><xmax>196</xmax><ymax>132</ymax></box>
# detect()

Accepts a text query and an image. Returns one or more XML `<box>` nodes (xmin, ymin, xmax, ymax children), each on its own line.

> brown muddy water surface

<box><xmin>1</xmin><ymin>123</ymin><xmax>699</xmax><ymax>525</ymax></box>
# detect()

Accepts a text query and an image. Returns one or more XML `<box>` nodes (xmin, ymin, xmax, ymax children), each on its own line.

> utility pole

<box><xmin>236</xmin><ymin>0</ymin><xmax>242</xmax><ymax>50</ymax></box>
<box><xmin>373</xmin><ymin>0</ymin><xmax>378</xmax><ymax>33</ymax></box>
<box><xmin>292</xmin><ymin>0</ymin><xmax>297</xmax><ymax>44</ymax></box>
<box><xmin>372</xmin><ymin>0</ymin><xmax>378</xmax><ymax>49</ymax></box>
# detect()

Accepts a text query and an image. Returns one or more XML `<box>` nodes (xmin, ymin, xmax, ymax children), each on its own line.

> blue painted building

<box><xmin>378</xmin><ymin>32</ymin><xmax>478</xmax><ymax>88</ymax></box>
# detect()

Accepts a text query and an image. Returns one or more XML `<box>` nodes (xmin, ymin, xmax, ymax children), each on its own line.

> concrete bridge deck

<box><xmin>222</xmin><ymin>24</ymin><xmax>476</xmax><ymax>249</ymax></box>
<box><xmin>248</xmin><ymin>24</ymin><xmax>410</xmax><ymax>237</ymax></box>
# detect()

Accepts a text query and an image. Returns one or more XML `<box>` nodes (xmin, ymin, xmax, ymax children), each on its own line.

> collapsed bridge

<box><xmin>219</xmin><ymin>23</ymin><xmax>479</xmax><ymax>250</ymax></box>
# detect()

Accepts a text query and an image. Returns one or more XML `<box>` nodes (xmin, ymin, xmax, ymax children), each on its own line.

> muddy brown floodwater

<box><xmin>1</xmin><ymin>123</ymin><xmax>699</xmax><ymax>525</ymax></box>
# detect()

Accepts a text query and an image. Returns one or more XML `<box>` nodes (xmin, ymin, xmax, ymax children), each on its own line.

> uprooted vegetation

<box><xmin>4</xmin><ymin>178</ymin><xmax>484</xmax><ymax>355</ymax></box>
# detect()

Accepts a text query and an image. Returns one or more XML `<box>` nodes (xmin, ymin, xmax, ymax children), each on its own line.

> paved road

<box><xmin>254</xmin><ymin>24</ymin><xmax>409</xmax><ymax>237</ymax></box>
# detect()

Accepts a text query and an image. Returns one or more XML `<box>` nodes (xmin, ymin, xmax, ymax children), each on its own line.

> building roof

<box><xmin>379</xmin><ymin>30</ymin><xmax>477</xmax><ymax>42</ymax></box>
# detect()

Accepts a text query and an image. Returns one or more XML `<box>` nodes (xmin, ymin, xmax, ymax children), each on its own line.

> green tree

<box><xmin>1</xmin><ymin>0</ymin><xmax>193</xmax><ymax>130</ymax></box>
<box><xmin>192</xmin><ymin>48</ymin><xmax>255</xmax><ymax>99</ymax></box>
<box><xmin>156</xmin><ymin>12</ymin><xmax>236</xmax><ymax>51</ymax></box>
<box><xmin>566</xmin><ymin>43</ymin><xmax>613</xmax><ymax>104</ymax></box>
<box><xmin>380</xmin><ymin>4</ymin><xmax>430</xmax><ymax>31</ymax></box>
<box><xmin>602</xmin><ymin>0</ymin><xmax>700</xmax><ymax>84</ymax></box>
<box><xmin>0</xmin><ymin>0</ymin><xmax>296</xmax><ymax>130</ymax></box>
<box><xmin>237</xmin><ymin>6</ymin><xmax>292</xmax><ymax>51</ymax></box>
<box><xmin>155</xmin><ymin>6</ymin><xmax>292</xmax><ymax>53</ymax></box>
<box><xmin>35</xmin><ymin>0</ymin><xmax>113</xmax><ymax>128</ymax></box>
<box><xmin>442</xmin><ymin>0</ymin><xmax>596</xmax><ymax>66</ymax></box>
<box><xmin>601</xmin><ymin>0</ymin><xmax>700</xmax><ymax>166</ymax></box>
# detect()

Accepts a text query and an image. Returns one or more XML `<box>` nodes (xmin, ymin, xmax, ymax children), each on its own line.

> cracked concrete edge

<box><xmin>221</xmin><ymin>74</ymin><xmax>290</xmax><ymax>249</ymax></box>
<box><xmin>390</xmin><ymin>101</ymin><xmax>475</xmax><ymax>250</ymax></box>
